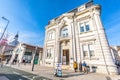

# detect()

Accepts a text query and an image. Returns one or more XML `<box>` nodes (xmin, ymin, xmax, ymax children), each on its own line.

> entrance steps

<box><xmin>62</xmin><ymin>65</ymin><xmax>71</xmax><ymax>70</ymax></box>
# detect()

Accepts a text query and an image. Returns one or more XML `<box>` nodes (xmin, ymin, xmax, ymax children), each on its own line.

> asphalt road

<box><xmin>0</xmin><ymin>66</ymin><xmax>51</xmax><ymax>80</ymax></box>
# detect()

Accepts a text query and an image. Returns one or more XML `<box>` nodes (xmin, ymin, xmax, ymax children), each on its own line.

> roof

<box><xmin>47</xmin><ymin>0</ymin><xmax>94</xmax><ymax>26</ymax></box>
<box><xmin>22</xmin><ymin>43</ymin><xmax>43</xmax><ymax>50</ymax></box>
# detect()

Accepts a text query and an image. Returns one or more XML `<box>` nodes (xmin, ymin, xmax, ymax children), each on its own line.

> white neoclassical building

<box><xmin>43</xmin><ymin>1</ymin><xmax>118</xmax><ymax>74</ymax></box>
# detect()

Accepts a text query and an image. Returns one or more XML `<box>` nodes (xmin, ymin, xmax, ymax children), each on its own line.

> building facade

<box><xmin>110</xmin><ymin>46</ymin><xmax>120</xmax><ymax>66</ymax></box>
<box><xmin>43</xmin><ymin>1</ymin><xmax>118</xmax><ymax>74</ymax></box>
<box><xmin>3</xmin><ymin>33</ymin><xmax>19</xmax><ymax>60</ymax></box>
<box><xmin>10</xmin><ymin>43</ymin><xmax>43</xmax><ymax>65</ymax></box>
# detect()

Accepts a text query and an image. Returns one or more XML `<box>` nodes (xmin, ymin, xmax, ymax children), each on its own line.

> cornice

<box><xmin>76</xmin><ymin>15</ymin><xmax>91</xmax><ymax>22</ymax></box>
<box><xmin>46</xmin><ymin>5</ymin><xmax>100</xmax><ymax>29</ymax></box>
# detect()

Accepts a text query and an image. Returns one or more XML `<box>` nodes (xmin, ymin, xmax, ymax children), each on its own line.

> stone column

<box><xmin>38</xmin><ymin>51</ymin><xmax>42</xmax><ymax>65</ymax></box>
<box><xmin>93</xmin><ymin>8</ymin><xmax>118</xmax><ymax>74</ymax></box>
<box><xmin>43</xmin><ymin>31</ymin><xmax>47</xmax><ymax>66</ymax></box>
<box><xmin>74</xmin><ymin>20</ymin><xmax>81</xmax><ymax>63</ymax></box>
<box><xmin>71</xmin><ymin>21</ymin><xmax>77</xmax><ymax>62</ymax></box>
<box><xmin>55</xmin><ymin>24</ymin><xmax>61</xmax><ymax>64</ymax></box>
<box><xmin>56</xmin><ymin>42</ymin><xmax>60</xmax><ymax>63</ymax></box>
<box><xmin>69</xmin><ymin>22</ymin><xmax>74</xmax><ymax>69</ymax></box>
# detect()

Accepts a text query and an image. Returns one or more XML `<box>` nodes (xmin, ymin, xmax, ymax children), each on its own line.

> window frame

<box><xmin>47</xmin><ymin>31</ymin><xmax>55</xmax><ymax>40</ymax></box>
<box><xmin>61</xmin><ymin>27</ymin><xmax>68</xmax><ymax>38</ymax></box>
<box><xmin>81</xmin><ymin>42</ymin><xmax>95</xmax><ymax>60</ymax></box>
<box><xmin>46</xmin><ymin>48</ymin><xmax>52</xmax><ymax>59</ymax></box>
<box><xmin>79</xmin><ymin>21</ymin><xmax>90</xmax><ymax>33</ymax></box>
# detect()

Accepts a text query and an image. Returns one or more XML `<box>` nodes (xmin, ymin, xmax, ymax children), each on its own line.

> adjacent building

<box><xmin>10</xmin><ymin>43</ymin><xmax>43</xmax><ymax>65</ymax></box>
<box><xmin>3</xmin><ymin>33</ymin><xmax>19</xmax><ymax>60</ymax></box>
<box><xmin>110</xmin><ymin>46</ymin><xmax>120</xmax><ymax>65</ymax></box>
<box><xmin>43</xmin><ymin>1</ymin><xmax>118</xmax><ymax>74</ymax></box>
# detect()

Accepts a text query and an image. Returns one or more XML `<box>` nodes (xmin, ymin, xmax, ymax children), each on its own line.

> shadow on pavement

<box><xmin>0</xmin><ymin>73</ymin><xmax>29</xmax><ymax>80</ymax></box>
<box><xmin>62</xmin><ymin>73</ymin><xmax>85</xmax><ymax>78</ymax></box>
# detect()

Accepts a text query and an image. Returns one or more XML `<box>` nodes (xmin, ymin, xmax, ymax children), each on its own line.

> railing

<box><xmin>59</xmin><ymin>35</ymin><xmax>70</xmax><ymax>41</ymax></box>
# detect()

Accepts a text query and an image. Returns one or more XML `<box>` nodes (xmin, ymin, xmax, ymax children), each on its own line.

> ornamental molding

<box><xmin>47</xmin><ymin>28</ymin><xmax>56</xmax><ymax>33</ymax></box>
<box><xmin>76</xmin><ymin>15</ymin><xmax>91</xmax><ymax>22</ymax></box>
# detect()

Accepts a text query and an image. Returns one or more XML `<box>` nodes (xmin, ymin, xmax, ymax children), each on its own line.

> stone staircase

<box><xmin>62</xmin><ymin>65</ymin><xmax>71</xmax><ymax>70</ymax></box>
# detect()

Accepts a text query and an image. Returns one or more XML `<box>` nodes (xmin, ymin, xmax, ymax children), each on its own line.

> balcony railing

<box><xmin>59</xmin><ymin>34</ymin><xmax>70</xmax><ymax>41</ymax></box>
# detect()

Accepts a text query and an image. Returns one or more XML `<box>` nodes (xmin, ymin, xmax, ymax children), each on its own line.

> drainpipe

<box><xmin>71</xmin><ymin>18</ymin><xmax>75</xmax><ymax>63</ymax></box>
<box><xmin>72</xmin><ymin>12</ymin><xmax>77</xmax><ymax>62</ymax></box>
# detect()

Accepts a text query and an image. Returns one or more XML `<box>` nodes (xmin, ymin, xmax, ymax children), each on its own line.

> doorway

<box><xmin>62</xmin><ymin>50</ymin><xmax>69</xmax><ymax>65</ymax></box>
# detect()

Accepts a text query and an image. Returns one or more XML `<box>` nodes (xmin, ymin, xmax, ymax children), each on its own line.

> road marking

<box><xmin>13</xmin><ymin>71</ymin><xmax>20</xmax><ymax>75</ymax></box>
<box><xmin>22</xmin><ymin>75</ymin><xmax>32</xmax><ymax>80</ymax></box>
<box><xmin>33</xmin><ymin>76</ymin><xmax>38</xmax><ymax>79</ymax></box>
<box><xmin>13</xmin><ymin>71</ymin><xmax>32</xmax><ymax>80</ymax></box>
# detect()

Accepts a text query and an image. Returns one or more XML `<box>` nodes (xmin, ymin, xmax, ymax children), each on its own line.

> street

<box><xmin>0</xmin><ymin>66</ymin><xmax>51</xmax><ymax>80</ymax></box>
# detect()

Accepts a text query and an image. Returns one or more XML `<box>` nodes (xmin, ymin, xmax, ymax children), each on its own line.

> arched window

<box><xmin>61</xmin><ymin>27</ymin><xmax>68</xmax><ymax>37</ymax></box>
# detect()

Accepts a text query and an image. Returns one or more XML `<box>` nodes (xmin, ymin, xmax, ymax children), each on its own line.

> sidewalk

<box><xmin>7</xmin><ymin>64</ymin><xmax>120</xmax><ymax>80</ymax></box>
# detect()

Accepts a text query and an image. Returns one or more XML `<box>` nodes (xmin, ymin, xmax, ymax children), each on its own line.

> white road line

<box><xmin>13</xmin><ymin>71</ymin><xmax>20</xmax><ymax>75</ymax></box>
<box><xmin>22</xmin><ymin>75</ymin><xmax>32</xmax><ymax>80</ymax></box>
<box><xmin>13</xmin><ymin>71</ymin><xmax>32</xmax><ymax>80</ymax></box>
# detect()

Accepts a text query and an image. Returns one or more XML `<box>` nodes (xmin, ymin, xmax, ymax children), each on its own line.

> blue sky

<box><xmin>0</xmin><ymin>0</ymin><xmax>120</xmax><ymax>46</ymax></box>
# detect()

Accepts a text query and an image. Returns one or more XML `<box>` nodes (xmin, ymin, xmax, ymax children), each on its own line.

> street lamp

<box><xmin>0</xmin><ymin>17</ymin><xmax>9</xmax><ymax>41</ymax></box>
<box><xmin>0</xmin><ymin>17</ymin><xmax>9</xmax><ymax>62</ymax></box>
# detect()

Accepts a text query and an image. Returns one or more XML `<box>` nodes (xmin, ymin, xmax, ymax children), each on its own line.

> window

<box><xmin>46</xmin><ymin>48</ymin><xmax>52</xmax><ymax>58</ymax></box>
<box><xmin>83</xmin><ymin>45</ymin><xmax>88</xmax><ymax>57</ymax></box>
<box><xmin>83</xmin><ymin>51</ymin><xmax>88</xmax><ymax>56</ymax></box>
<box><xmin>46</xmin><ymin>49</ymin><xmax>49</xmax><ymax>58</ymax></box>
<box><xmin>85</xmin><ymin>22</ymin><xmax>90</xmax><ymax>31</ymax></box>
<box><xmin>48</xmin><ymin>31</ymin><xmax>55</xmax><ymax>40</ymax></box>
<box><xmin>52</xmin><ymin>32</ymin><xmax>55</xmax><ymax>39</ymax></box>
<box><xmin>49</xmin><ymin>33</ymin><xmax>52</xmax><ymax>40</ymax></box>
<box><xmin>90</xmin><ymin>51</ymin><xmax>95</xmax><ymax>56</ymax></box>
<box><xmin>82</xmin><ymin>43</ymin><xmax>95</xmax><ymax>59</ymax></box>
<box><xmin>61</xmin><ymin>27</ymin><xmax>68</xmax><ymax>37</ymax></box>
<box><xmin>80</xmin><ymin>23</ymin><xmax>84</xmax><ymax>32</ymax></box>
<box><xmin>80</xmin><ymin>26</ymin><xmax>84</xmax><ymax>32</ymax></box>
<box><xmin>79</xmin><ymin>22</ymin><xmax>90</xmax><ymax>33</ymax></box>
<box><xmin>85</xmin><ymin>25</ymin><xmax>90</xmax><ymax>31</ymax></box>
<box><xmin>89</xmin><ymin>44</ymin><xmax>95</xmax><ymax>57</ymax></box>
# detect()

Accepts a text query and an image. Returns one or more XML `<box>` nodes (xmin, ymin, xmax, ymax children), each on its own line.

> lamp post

<box><xmin>32</xmin><ymin>46</ymin><xmax>38</xmax><ymax>71</ymax></box>
<box><xmin>0</xmin><ymin>17</ymin><xmax>9</xmax><ymax>41</ymax></box>
<box><xmin>0</xmin><ymin>17</ymin><xmax>9</xmax><ymax>62</ymax></box>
